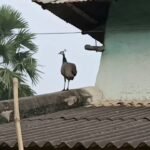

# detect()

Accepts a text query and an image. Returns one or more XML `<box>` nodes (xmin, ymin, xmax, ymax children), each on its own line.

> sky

<box><xmin>0</xmin><ymin>0</ymin><xmax>101</xmax><ymax>95</ymax></box>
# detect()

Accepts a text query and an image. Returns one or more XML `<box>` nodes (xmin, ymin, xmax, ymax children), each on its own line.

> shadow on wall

<box><xmin>0</xmin><ymin>86</ymin><xmax>102</xmax><ymax>124</ymax></box>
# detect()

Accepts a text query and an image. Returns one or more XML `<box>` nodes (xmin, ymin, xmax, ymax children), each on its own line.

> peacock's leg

<box><xmin>66</xmin><ymin>80</ymin><xmax>70</xmax><ymax>90</ymax></box>
<box><xmin>63</xmin><ymin>78</ymin><xmax>66</xmax><ymax>91</ymax></box>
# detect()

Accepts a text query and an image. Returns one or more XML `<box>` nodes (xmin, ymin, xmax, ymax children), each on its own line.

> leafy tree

<box><xmin>0</xmin><ymin>5</ymin><xmax>40</xmax><ymax>100</ymax></box>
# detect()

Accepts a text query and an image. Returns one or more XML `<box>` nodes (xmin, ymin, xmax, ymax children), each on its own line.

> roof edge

<box><xmin>33</xmin><ymin>0</ymin><xmax>112</xmax><ymax>4</ymax></box>
<box><xmin>0</xmin><ymin>86</ymin><xmax>102</xmax><ymax>123</ymax></box>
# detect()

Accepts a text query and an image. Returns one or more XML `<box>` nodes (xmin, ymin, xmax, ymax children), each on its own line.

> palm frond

<box><xmin>14</xmin><ymin>29</ymin><xmax>37</xmax><ymax>52</ymax></box>
<box><xmin>0</xmin><ymin>5</ymin><xmax>28</xmax><ymax>37</ymax></box>
<box><xmin>0</xmin><ymin>68</ymin><xmax>25</xmax><ymax>88</ymax></box>
<box><xmin>19</xmin><ymin>83</ymin><xmax>36</xmax><ymax>97</ymax></box>
<box><xmin>0</xmin><ymin>5</ymin><xmax>41</xmax><ymax>99</ymax></box>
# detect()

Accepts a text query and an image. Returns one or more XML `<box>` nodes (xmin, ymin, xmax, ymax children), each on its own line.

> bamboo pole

<box><xmin>13</xmin><ymin>78</ymin><xmax>24</xmax><ymax>150</ymax></box>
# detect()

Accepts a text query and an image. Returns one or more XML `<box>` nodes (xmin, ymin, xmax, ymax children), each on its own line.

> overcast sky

<box><xmin>0</xmin><ymin>0</ymin><xmax>101</xmax><ymax>95</ymax></box>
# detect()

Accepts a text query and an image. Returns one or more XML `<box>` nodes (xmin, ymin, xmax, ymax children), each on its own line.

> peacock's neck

<box><xmin>62</xmin><ymin>54</ymin><xmax>67</xmax><ymax>63</ymax></box>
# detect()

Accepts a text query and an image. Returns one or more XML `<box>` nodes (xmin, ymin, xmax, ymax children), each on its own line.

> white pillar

<box><xmin>96</xmin><ymin>0</ymin><xmax>150</xmax><ymax>101</ymax></box>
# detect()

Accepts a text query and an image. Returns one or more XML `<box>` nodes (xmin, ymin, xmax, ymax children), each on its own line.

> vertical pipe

<box><xmin>13</xmin><ymin>78</ymin><xmax>24</xmax><ymax>150</ymax></box>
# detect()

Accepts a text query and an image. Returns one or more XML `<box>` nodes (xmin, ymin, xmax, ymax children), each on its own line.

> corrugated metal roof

<box><xmin>34</xmin><ymin>0</ymin><xmax>89</xmax><ymax>4</ymax></box>
<box><xmin>33</xmin><ymin>0</ymin><xmax>110</xmax><ymax>43</ymax></box>
<box><xmin>1</xmin><ymin>106</ymin><xmax>150</xmax><ymax>149</ymax></box>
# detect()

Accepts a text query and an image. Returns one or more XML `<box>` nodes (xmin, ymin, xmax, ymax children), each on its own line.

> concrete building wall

<box><xmin>96</xmin><ymin>0</ymin><xmax>150</xmax><ymax>101</ymax></box>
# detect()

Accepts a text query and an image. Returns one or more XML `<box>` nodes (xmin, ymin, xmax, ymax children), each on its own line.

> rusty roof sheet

<box><xmin>1</xmin><ymin>106</ymin><xmax>150</xmax><ymax>149</ymax></box>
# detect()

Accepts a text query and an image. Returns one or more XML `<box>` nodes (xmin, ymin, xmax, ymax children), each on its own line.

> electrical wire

<box><xmin>0</xmin><ymin>30</ymin><xmax>104</xmax><ymax>36</ymax></box>
<box><xmin>33</xmin><ymin>31</ymin><xmax>82</xmax><ymax>35</ymax></box>
<box><xmin>1</xmin><ymin>24</ymin><xmax>150</xmax><ymax>36</ymax></box>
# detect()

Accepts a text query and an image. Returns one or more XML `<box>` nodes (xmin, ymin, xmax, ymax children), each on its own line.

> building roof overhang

<box><xmin>33</xmin><ymin>0</ymin><xmax>113</xmax><ymax>43</ymax></box>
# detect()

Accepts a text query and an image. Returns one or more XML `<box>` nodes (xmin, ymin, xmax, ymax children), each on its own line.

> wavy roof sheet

<box><xmin>1</xmin><ymin>106</ymin><xmax>150</xmax><ymax>149</ymax></box>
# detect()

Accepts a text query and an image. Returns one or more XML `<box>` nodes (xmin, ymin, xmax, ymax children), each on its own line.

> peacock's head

<box><xmin>58</xmin><ymin>49</ymin><xmax>67</xmax><ymax>55</ymax></box>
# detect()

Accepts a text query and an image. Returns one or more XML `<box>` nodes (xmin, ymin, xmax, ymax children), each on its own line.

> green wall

<box><xmin>96</xmin><ymin>0</ymin><xmax>150</xmax><ymax>101</ymax></box>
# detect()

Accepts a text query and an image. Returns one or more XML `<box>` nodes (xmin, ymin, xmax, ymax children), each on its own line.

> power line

<box><xmin>34</xmin><ymin>30</ymin><xmax>104</xmax><ymax>35</ymax></box>
<box><xmin>0</xmin><ymin>32</ymin><xmax>80</xmax><ymax>36</ymax></box>
<box><xmin>0</xmin><ymin>30</ymin><xmax>104</xmax><ymax>36</ymax></box>
<box><xmin>1</xmin><ymin>24</ymin><xmax>150</xmax><ymax>36</ymax></box>
<box><xmin>34</xmin><ymin>31</ymin><xmax>82</xmax><ymax>35</ymax></box>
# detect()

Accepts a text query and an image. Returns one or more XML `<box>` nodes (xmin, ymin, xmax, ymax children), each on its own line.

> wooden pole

<box><xmin>13</xmin><ymin>78</ymin><xmax>24</xmax><ymax>150</ymax></box>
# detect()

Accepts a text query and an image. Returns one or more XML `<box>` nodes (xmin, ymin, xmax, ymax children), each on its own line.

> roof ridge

<box><xmin>93</xmin><ymin>100</ymin><xmax>150</xmax><ymax>107</ymax></box>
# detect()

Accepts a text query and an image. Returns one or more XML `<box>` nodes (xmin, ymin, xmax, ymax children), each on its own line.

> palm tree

<box><xmin>0</xmin><ymin>5</ymin><xmax>40</xmax><ymax>100</ymax></box>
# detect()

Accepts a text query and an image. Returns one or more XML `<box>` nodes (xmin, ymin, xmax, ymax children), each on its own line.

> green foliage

<box><xmin>0</xmin><ymin>5</ymin><xmax>41</xmax><ymax>100</ymax></box>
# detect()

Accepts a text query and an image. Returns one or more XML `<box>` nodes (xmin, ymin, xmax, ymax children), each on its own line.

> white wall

<box><xmin>96</xmin><ymin>0</ymin><xmax>150</xmax><ymax>101</ymax></box>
